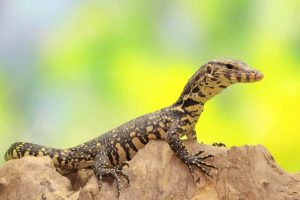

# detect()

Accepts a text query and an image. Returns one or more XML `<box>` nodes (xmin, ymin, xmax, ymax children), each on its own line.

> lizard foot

<box><xmin>93</xmin><ymin>166</ymin><xmax>130</xmax><ymax>197</ymax></box>
<box><xmin>212</xmin><ymin>142</ymin><xmax>226</xmax><ymax>147</ymax></box>
<box><xmin>185</xmin><ymin>151</ymin><xmax>218</xmax><ymax>180</ymax></box>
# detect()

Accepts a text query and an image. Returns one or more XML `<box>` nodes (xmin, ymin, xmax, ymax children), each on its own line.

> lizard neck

<box><xmin>172</xmin><ymin>75</ymin><xmax>228</xmax><ymax>121</ymax></box>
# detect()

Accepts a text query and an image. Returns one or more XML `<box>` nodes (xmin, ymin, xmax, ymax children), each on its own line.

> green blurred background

<box><xmin>0</xmin><ymin>1</ymin><xmax>299</xmax><ymax>172</ymax></box>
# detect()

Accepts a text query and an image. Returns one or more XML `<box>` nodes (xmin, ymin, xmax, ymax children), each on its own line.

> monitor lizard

<box><xmin>4</xmin><ymin>58</ymin><xmax>264</xmax><ymax>196</ymax></box>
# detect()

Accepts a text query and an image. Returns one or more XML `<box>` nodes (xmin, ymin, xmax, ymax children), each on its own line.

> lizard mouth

<box><xmin>245</xmin><ymin>71</ymin><xmax>264</xmax><ymax>82</ymax></box>
<box><xmin>235</xmin><ymin>70</ymin><xmax>264</xmax><ymax>83</ymax></box>
<box><xmin>223</xmin><ymin>70</ymin><xmax>264</xmax><ymax>83</ymax></box>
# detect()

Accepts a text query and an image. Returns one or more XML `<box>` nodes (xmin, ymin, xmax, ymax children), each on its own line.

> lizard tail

<box><xmin>4</xmin><ymin>142</ymin><xmax>64</xmax><ymax>161</ymax></box>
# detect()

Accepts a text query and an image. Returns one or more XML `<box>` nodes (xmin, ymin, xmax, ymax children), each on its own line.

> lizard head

<box><xmin>202</xmin><ymin>58</ymin><xmax>263</xmax><ymax>87</ymax></box>
<box><xmin>176</xmin><ymin>58</ymin><xmax>263</xmax><ymax>106</ymax></box>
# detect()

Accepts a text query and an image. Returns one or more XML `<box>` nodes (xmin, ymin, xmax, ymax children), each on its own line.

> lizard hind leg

<box><xmin>93</xmin><ymin>148</ymin><xmax>130</xmax><ymax>197</ymax></box>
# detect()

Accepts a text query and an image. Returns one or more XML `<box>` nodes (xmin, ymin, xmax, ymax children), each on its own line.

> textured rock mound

<box><xmin>0</xmin><ymin>141</ymin><xmax>299</xmax><ymax>200</ymax></box>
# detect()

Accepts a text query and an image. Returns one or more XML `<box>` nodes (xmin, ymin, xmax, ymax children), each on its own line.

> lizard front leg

<box><xmin>93</xmin><ymin>147</ymin><xmax>130</xmax><ymax>197</ymax></box>
<box><xmin>166</xmin><ymin>124</ymin><xmax>217</xmax><ymax>179</ymax></box>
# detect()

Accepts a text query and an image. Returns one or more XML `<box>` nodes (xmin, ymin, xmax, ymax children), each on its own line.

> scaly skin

<box><xmin>5</xmin><ymin>58</ymin><xmax>263</xmax><ymax>196</ymax></box>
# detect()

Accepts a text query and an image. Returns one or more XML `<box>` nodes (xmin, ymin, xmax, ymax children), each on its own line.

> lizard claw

<box><xmin>212</xmin><ymin>142</ymin><xmax>226</xmax><ymax>147</ymax></box>
<box><xmin>193</xmin><ymin>150</ymin><xmax>204</xmax><ymax>157</ymax></box>
<box><xmin>94</xmin><ymin>167</ymin><xmax>130</xmax><ymax>197</ymax></box>
<box><xmin>117</xmin><ymin>169</ymin><xmax>130</xmax><ymax>184</ymax></box>
<box><xmin>114</xmin><ymin>161</ymin><xmax>129</xmax><ymax>170</ymax></box>
<box><xmin>185</xmin><ymin>151</ymin><xmax>218</xmax><ymax>179</ymax></box>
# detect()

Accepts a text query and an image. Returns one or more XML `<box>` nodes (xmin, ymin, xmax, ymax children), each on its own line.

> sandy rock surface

<box><xmin>0</xmin><ymin>141</ymin><xmax>299</xmax><ymax>200</ymax></box>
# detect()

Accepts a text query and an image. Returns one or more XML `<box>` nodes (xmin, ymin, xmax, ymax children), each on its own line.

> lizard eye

<box><xmin>225</xmin><ymin>64</ymin><xmax>234</xmax><ymax>69</ymax></box>
<box><xmin>205</xmin><ymin>66</ymin><xmax>213</xmax><ymax>74</ymax></box>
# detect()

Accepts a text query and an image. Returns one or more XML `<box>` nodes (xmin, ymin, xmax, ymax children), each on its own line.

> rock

<box><xmin>0</xmin><ymin>156</ymin><xmax>76</xmax><ymax>200</ymax></box>
<box><xmin>0</xmin><ymin>141</ymin><xmax>299</xmax><ymax>200</ymax></box>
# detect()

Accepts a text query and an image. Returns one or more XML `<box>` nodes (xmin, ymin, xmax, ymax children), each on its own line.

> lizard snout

<box><xmin>254</xmin><ymin>71</ymin><xmax>264</xmax><ymax>81</ymax></box>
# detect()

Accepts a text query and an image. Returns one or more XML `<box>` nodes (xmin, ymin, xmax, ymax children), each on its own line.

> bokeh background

<box><xmin>0</xmin><ymin>1</ymin><xmax>299</xmax><ymax>172</ymax></box>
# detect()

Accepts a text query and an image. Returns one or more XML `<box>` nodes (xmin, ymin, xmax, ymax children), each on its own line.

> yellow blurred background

<box><xmin>0</xmin><ymin>1</ymin><xmax>299</xmax><ymax>172</ymax></box>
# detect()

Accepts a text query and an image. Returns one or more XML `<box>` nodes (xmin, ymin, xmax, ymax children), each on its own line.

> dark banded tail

<box><xmin>4</xmin><ymin>142</ymin><xmax>63</xmax><ymax>161</ymax></box>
